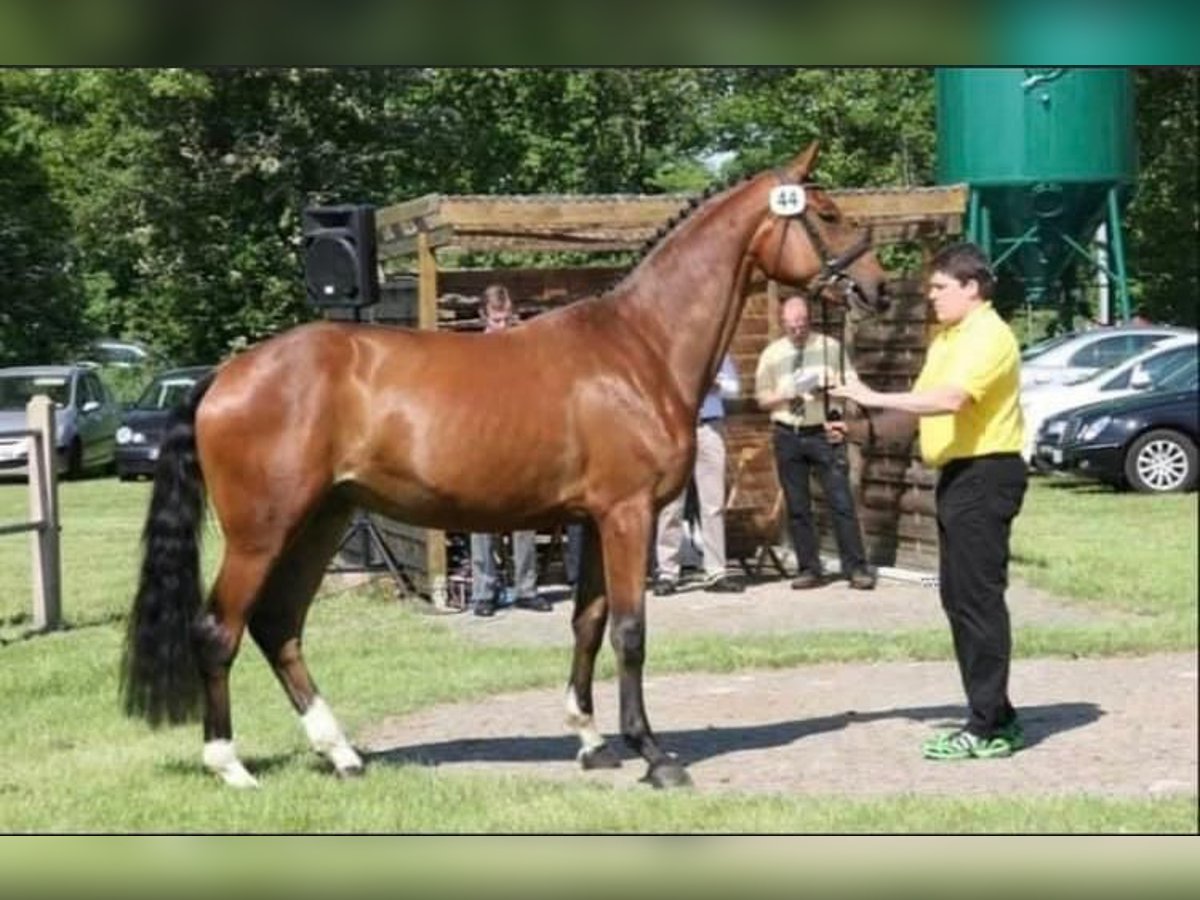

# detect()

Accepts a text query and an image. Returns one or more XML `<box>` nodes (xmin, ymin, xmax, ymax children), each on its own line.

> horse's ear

<box><xmin>786</xmin><ymin>141</ymin><xmax>820</xmax><ymax>180</ymax></box>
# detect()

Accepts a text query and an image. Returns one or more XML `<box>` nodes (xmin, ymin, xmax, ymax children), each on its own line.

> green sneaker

<box><xmin>995</xmin><ymin>718</ymin><xmax>1025</xmax><ymax>752</ymax></box>
<box><xmin>922</xmin><ymin>726</ymin><xmax>1021</xmax><ymax>760</ymax></box>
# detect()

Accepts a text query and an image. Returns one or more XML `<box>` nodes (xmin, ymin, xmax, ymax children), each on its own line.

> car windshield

<box><xmin>133</xmin><ymin>376</ymin><xmax>198</xmax><ymax>410</ymax></box>
<box><xmin>0</xmin><ymin>374</ymin><xmax>71</xmax><ymax>409</ymax></box>
<box><xmin>1020</xmin><ymin>333</ymin><xmax>1076</xmax><ymax>362</ymax></box>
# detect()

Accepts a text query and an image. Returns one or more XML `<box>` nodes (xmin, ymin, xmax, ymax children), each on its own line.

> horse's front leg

<box><xmin>564</xmin><ymin>519</ymin><xmax>622</xmax><ymax>771</ymax></box>
<box><xmin>600</xmin><ymin>497</ymin><xmax>691</xmax><ymax>789</ymax></box>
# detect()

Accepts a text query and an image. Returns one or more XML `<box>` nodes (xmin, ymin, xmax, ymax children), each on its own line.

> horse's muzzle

<box><xmin>845</xmin><ymin>277</ymin><xmax>890</xmax><ymax>317</ymax></box>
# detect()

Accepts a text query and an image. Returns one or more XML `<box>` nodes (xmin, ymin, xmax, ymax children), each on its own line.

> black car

<box><xmin>1035</xmin><ymin>353</ymin><xmax>1198</xmax><ymax>493</ymax></box>
<box><xmin>115</xmin><ymin>366</ymin><xmax>212</xmax><ymax>480</ymax></box>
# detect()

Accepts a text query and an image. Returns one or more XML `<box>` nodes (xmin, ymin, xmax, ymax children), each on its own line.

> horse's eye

<box><xmin>817</xmin><ymin>207</ymin><xmax>840</xmax><ymax>223</ymax></box>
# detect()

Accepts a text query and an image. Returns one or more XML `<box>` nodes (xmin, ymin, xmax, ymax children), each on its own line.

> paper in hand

<box><xmin>791</xmin><ymin>368</ymin><xmax>822</xmax><ymax>395</ymax></box>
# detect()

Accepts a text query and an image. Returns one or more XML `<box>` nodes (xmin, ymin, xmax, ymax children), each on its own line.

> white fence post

<box><xmin>26</xmin><ymin>396</ymin><xmax>61</xmax><ymax>631</ymax></box>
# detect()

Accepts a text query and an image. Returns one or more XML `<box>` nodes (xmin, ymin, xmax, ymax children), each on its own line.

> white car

<box><xmin>1019</xmin><ymin>325</ymin><xmax>1190</xmax><ymax>390</ymax></box>
<box><xmin>1021</xmin><ymin>333</ymin><xmax>1199</xmax><ymax>463</ymax></box>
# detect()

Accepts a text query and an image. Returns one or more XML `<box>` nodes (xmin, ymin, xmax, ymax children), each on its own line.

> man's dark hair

<box><xmin>931</xmin><ymin>242</ymin><xmax>995</xmax><ymax>300</ymax></box>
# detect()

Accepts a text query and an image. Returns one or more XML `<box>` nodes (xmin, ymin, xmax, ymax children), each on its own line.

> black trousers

<box><xmin>936</xmin><ymin>454</ymin><xmax>1027</xmax><ymax>737</ymax></box>
<box><xmin>772</xmin><ymin>425</ymin><xmax>868</xmax><ymax>576</ymax></box>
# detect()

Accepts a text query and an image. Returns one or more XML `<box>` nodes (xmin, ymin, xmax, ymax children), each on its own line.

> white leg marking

<box><xmin>202</xmin><ymin>739</ymin><xmax>259</xmax><ymax>789</ymax></box>
<box><xmin>564</xmin><ymin>686</ymin><xmax>606</xmax><ymax>758</ymax></box>
<box><xmin>302</xmin><ymin>696</ymin><xmax>363</xmax><ymax>773</ymax></box>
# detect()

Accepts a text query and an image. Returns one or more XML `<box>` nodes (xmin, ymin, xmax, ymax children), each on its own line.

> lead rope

<box><xmin>817</xmin><ymin>293</ymin><xmax>847</xmax><ymax>423</ymax></box>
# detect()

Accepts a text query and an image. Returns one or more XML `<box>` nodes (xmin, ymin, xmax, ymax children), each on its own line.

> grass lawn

<box><xmin>1012</xmin><ymin>474</ymin><xmax>1198</xmax><ymax>617</ymax></box>
<box><xmin>0</xmin><ymin>474</ymin><xmax>1195</xmax><ymax>831</ymax></box>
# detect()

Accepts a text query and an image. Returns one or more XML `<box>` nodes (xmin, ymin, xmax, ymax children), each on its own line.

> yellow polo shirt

<box><xmin>913</xmin><ymin>302</ymin><xmax>1024</xmax><ymax>467</ymax></box>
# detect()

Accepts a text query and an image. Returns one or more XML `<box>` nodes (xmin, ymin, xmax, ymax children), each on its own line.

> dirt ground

<box><xmin>357</xmin><ymin>576</ymin><xmax>1198</xmax><ymax>800</ymax></box>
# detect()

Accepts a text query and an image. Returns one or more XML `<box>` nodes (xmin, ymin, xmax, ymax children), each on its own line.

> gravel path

<box><xmin>435</xmin><ymin>576</ymin><xmax>1134</xmax><ymax>647</ymax></box>
<box><xmin>356</xmin><ymin>576</ymin><xmax>1197</xmax><ymax>799</ymax></box>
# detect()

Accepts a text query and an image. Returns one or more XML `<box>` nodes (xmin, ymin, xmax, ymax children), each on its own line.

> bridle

<box><xmin>768</xmin><ymin>172</ymin><xmax>876</xmax><ymax>317</ymax></box>
<box><xmin>768</xmin><ymin>173</ymin><xmax>876</xmax><ymax>422</ymax></box>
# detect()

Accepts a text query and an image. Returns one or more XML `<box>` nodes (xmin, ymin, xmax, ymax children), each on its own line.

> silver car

<box><xmin>0</xmin><ymin>365</ymin><xmax>122</xmax><ymax>478</ymax></box>
<box><xmin>1020</xmin><ymin>325</ymin><xmax>1193</xmax><ymax>390</ymax></box>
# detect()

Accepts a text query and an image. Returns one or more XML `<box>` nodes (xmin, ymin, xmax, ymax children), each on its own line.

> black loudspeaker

<box><xmin>302</xmin><ymin>204</ymin><xmax>379</xmax><ymax>308</ymax></box>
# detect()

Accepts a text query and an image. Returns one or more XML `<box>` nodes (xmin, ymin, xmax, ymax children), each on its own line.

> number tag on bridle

<box><xmin>769</xmin><ymin>184</ymin><xmax>807</xmax><ymax>217</ymax></box>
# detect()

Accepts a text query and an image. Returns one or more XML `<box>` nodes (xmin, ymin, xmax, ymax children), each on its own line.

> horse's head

<box><xmin>750</xmin><ymin>142</ymin><xmax>890</xmax><ymax>316</ymax></box>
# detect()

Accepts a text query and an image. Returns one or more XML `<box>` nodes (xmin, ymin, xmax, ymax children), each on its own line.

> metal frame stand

<box><xmin>968</xmin><ymin>184</ymin><xmax>1132</xmax><ymax>326</ymax></box>
<box><xmin>327</xmin><ymin>508</ymin><xmax>420</xmax><ymax>598</ymax></box>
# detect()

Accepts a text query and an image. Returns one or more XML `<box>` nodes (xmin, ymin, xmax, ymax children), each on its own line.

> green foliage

<box><xmin>1126</xmin><ymin>68</ymin><xmax>1198</xmax><ymax>327</ymax></box>
<box><xmin>0</xmin><ymin>73</ymin><xmax>89</xmax><ymax>365</ymax></box>
<box><xmin>97</xmin><ymin>364</ymin><xmax>156</xmax><ymax>405</ymax></box>
<box><xmin>0</xmin><ymin>67</ymin><xmax>1193</xmax><ymax>365</ymax></box>
<box><xmin>702</xmin><ymin>68</ymin><xmax>937</xmax><ymax>188</ymax></box>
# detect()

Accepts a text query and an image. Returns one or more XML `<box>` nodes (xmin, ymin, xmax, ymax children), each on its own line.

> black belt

<box><xmin>773</xmin><ymin>421</ymin><xmax>825</xmax><ymax>435</ymax></box>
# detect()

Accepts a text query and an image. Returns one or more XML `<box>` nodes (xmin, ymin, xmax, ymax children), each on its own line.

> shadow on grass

<box><xmin>159</xmin><ymin>751</ymin><xmax>305</xmax><ymax>781</ymax></box>
<box><xmin>0</xmin><ymin>610</ymin><xmax>125</xmax><ymax>647</ymax></box>
<box><xmin>364</xmin><ymin>701</ymin><xmax>1101</xmax><ymax>770</ymax></box>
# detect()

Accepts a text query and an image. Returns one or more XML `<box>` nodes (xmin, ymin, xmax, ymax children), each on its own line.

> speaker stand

<box><xmin>327</xmin><ymin>508</ymin><xmax>423</xmax><ymax>602</ymax></box>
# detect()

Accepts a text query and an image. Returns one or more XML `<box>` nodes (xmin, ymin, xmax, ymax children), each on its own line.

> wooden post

<box><xmin>416</xmin><ymin>232</ymin><xmax>448</xmax><ymax>605</ymax></box>
<box><xmin>26</xmin><ymin>396</ymin><xmax>61</xmax><ymax>631</ymax></box>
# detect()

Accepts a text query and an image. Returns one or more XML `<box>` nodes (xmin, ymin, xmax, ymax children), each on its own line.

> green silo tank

<box><xmin>935</xmin><ymin>68</ymin><xmax>1137</xmax><ymax>318</ymax></box>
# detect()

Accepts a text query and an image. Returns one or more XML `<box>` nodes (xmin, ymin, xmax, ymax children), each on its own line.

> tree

<box><xmin>1126</xmin><ymin>68</ymin><xmax>1198</xmax><ymax>327</ymax></box>
<box><xmin>0</xmin><ymin>72</ymin><xmax>88</xmax><ymax>365</ymax></box>
<box><xmin>8</xmin><ymin>68</ymin><xmax>716</xmax><ymax>363</ymax></box>
<box><xmin>700</xmin><ymin>68</ymin><xmax>936</xmax><ymax>188</ymax></box>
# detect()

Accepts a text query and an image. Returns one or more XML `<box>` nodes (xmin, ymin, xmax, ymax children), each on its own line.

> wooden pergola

<box><xmin>375</xmin><ymin>185</ymin><xmax>968</xmax><ymax>327</ymax></box>
<box><xmin>365</xmin><ymin>185</ymin><xmax>969</xmax><ymax>600</ymax></box>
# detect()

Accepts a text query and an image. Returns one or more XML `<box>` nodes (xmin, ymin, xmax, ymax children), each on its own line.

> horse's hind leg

<box><xmin>198</xmin><ymin>550</ymin><xmax>276</xmax><ymax>788</ymax></box>
<box><xmin>248</xmin><ymin>496</ymin><xmax>363</xmax><ymax>777</ymax></box>
<box><xmin>564</xmin><ymin>520</ymin><xmax>621</xmax><ymax>770</ymax></box>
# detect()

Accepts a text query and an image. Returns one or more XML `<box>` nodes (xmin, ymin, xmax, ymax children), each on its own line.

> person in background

<box><xmin>653</xmin><ymin>354</ymin><xmax>746</xmax><ymax>595</ymax></box>
<box><xmin>833</xmin><ymin>241</ymin><xmax>1027</xmax><ymax>760</ymax></box>
<box><xmin>469</xmin><ymin>285</ymin><xmax>550</xmax><ymax>617</ymax></box>
<box><xmin>1130</xmin><ymin>306</ymin><xmax>1153</xmax><ymax>326</ymax></box>
<box><xmin>754</xmin><ymin>294</ymin><xmax>876</xmax><ymax>591</ymax></box>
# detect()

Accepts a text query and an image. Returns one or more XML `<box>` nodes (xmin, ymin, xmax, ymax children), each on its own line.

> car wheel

<box><xmin>1123</xmin><ymin>429</ymin><xmax>1198</xmax><ymax>493</ymax></box>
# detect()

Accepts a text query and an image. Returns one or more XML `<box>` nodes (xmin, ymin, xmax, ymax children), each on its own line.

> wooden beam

<box><xmin>833</xmin><ymin>185</ymin><xmax>969</xmax><ymax>221</ymax></box>
<box><xmin>415</xmin><ymin>232</ymin><xmax>447</xmax><ymax>598</ymax></box>
<box><xmin>377</xmin><ymin>186</ymin><xmax>967</xmax><ymax>258</ymax></box>
<box><xmin>416</xmin><ymin>231</ymin><xmax>438</xmax><ymax>329</ymax></box>
<box><xmin>439</xmin><ymin>195</ymin><xmax>691</xmax><ymax>229</ymax></box>
<box><xmin>436</xmin><ymin>233</ymin><xmax>649</xmax><ymax>254</ymax></box>
<box><xmin>378</xmin><ymin>224</ymin><xmax>456</xmax><ymax>260</ymax></box>
<box><xmin>376</xmin><ymin>194</ymin><xmax>444</xmax><ymax>230</ymax></box>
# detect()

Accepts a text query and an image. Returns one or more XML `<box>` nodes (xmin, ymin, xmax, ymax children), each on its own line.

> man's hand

<box><xmin>824</xmin><ymin>420</ymin><xmax>848</xmax><ymax>444</ymax></box>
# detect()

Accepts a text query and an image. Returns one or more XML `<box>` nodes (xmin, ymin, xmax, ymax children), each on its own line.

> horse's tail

<box><xmin>120</xmin><ymin>371</ymin><xmax>216</xmax><ymax>726</ymax></box>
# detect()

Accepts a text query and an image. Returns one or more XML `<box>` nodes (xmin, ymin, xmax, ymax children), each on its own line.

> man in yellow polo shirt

<box><xmin>832</xmin><ymin>242</ymin><xmax>1027</xmax><ymax>760</ymax></box>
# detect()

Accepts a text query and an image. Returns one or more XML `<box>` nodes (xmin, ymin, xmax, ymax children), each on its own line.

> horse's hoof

<box><xmin>328</xmin><ymin>743</ymin><xmax>364</xmax><ymax>776</ymax></box>
<box><xmin>643</xmin><ymin>760</ymin><xmax>692</xmax><ymax>789</ymax></box>
<box><xmin>579</xmin><ymin>742</ymin><xmax>622</xmax><ymax>770</ymax></box>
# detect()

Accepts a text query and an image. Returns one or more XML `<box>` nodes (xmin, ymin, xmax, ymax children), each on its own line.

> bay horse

<box><xmin>121</xmin><ymin>142</ymin><xmax>889</xmax><ymax>789</ymax></box>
